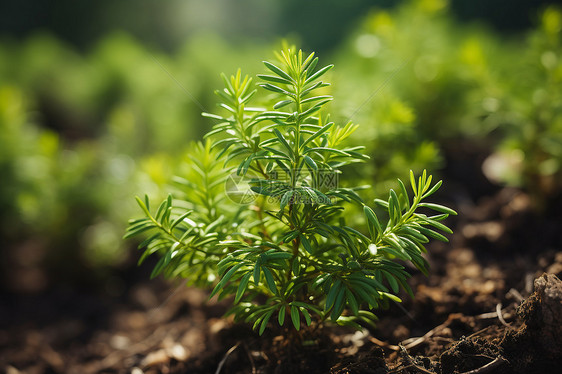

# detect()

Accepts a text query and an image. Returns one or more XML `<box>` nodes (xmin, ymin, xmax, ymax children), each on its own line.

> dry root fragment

<box><xmin>459</xmin><ymin>356</ymin><xmax>507</xmax><ymax>374</ymax></box>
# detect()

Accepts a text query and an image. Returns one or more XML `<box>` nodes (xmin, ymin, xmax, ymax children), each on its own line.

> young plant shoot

<box><xmin>125</xmin><ymin>48</ymin><xmax>456</xmax><ymax>335</ymax></box>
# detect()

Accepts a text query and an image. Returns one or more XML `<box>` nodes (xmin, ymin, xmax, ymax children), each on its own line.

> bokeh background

<box><xmin>1</xmin><ymin>0</ymin><xmax>561</xmax><ymax>296</ymax></box>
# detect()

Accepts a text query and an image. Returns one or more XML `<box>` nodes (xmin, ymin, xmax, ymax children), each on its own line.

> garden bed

<box><xmin>1</xmin><ymin>185</ymin><xmax>561</xmax><ymax>374</ymax></box>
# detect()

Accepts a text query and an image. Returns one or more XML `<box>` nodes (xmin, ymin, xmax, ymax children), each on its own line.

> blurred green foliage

<box><xmin>0</xmin><ymin>0</ymin><xmax>553</xmax><ymax>53</ymax></box>
<box><xmin>333</xmin><ymin>0</ymin><xmax>562</xmax><ymax>199</ymax></box>
<box><xmin>0</xmin><ymin>0</ymin><xmax>560</xmax><ymax>285</ymax></box>
<box><xmin>485</xmin><ymin>7</ymin><xmax>562</xmax><ymax>199</ymax></box>
<box><xmin>0</xmin><ymin>83</ymin><xmax>137</xmax><ymax>270</ymax></box>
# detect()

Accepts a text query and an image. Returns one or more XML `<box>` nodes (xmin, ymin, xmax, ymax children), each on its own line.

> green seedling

<box><xmin>125</xmin><ymin>47</ymin><xmax>456</xmax><ymax>336</ymax></box>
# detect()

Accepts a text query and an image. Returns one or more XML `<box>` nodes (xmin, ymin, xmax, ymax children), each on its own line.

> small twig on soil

<box><xmin>369</xmin><ymin>336</ymin><xmax>400</xmax><ymax>351</ymax></box>
<box><xmin>379</xmin><ymin>320</ymin><xmax>451</xmax><ymax>353</ymax></box>
<box><xmin>431</xmin><ymin>337</ymin><xmax>455</xmax><ymax>343</ymax></box>
<box><xmin>400</xmin><ymin>320</ymin><xmax>450</xmax><ymax>350</ymax></box>
<box><xmin>397</xmin><ymin>344</ymin><xmax>437</xmax><ymax>374</ymax></box>
<box><xmin>475</xmin><ymin>311</ymin><xmax>497</xmax><ymax>319</ymax></box>
<box><xmin>215</xmin><ymin>342</ymin><xmax>241</xmax><ymax>374</ymax></box>
<box><xmin>392</xmin><ymin>363</ymin><xmax>433</xmax><ymax>374</ymax></box>
<box><xmin>495</xmin><ymin>303</ymin><xmax>509</xmax><ymax>327</ymax></box>
<box><xmin>476</xmin><ymin>304</ymin><xmax>511</xmax><ymax>322</ymax></box>
<box><xmin>401</xmin><ymin>331</ymin><xmax>435</xmax><ymax>351</ymax></box>
<box><xmin>458</xmin><ymin>356</ymin><xmax>507</xmax><ymax>374</ymax></box>
<box><xmin>466</xmin><ymin>326</ymin><xmax>493</xmax><ymax>340</ymax></box>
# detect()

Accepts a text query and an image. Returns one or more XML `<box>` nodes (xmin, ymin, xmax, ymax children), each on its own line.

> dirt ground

<box><xmin>2</xmin><ymin>178</ymin><xmax>562</xmax><ymax>374</ymax></box>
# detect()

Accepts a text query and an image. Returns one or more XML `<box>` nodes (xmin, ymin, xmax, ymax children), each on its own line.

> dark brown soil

<box><xmin>1</xmin><ymin>184</ymin><xmax>562</xmax><ymax>374</ymax></box>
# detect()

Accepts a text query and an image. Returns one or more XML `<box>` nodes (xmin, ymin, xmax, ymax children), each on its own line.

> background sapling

<box><xmin>125</xmin><ymin>47</ymin><xmax>456</xmax><ymax>336</ymax></box>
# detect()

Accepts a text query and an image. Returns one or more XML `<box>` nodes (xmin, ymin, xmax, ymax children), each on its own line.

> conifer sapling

<box><xmin>125</xmin><ymin>47</ymin><xmax>456</xmax><ymax>335</ymax></box>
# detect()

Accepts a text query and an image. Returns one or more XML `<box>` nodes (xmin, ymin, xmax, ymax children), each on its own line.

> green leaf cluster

<box><xmin>125</xmin><ymin>47</ymin><xmax>456</xmax><ymax>335</ymax></box>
